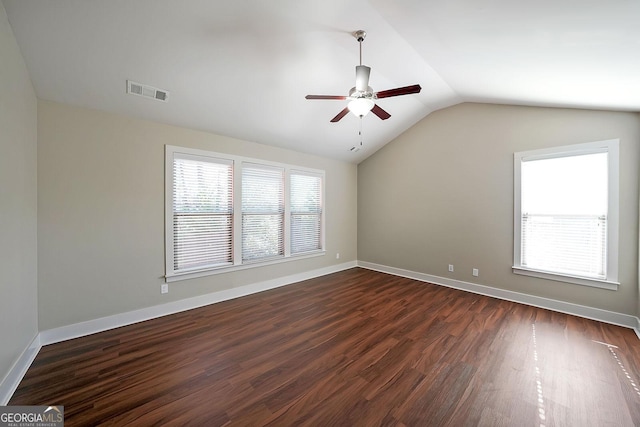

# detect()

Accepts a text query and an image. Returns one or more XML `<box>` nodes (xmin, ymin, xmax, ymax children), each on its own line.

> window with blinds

<box><xmin>521</xmin><ymin>213</ymin><xmax>606</xmax><ymax>278</ymax></box>
<box><xmin>290</xmin><ymin>171</ymin><xmax>323</xmax><ymax>254</ymax></box>
<box><xmin>171</xmin><ymin>154</ymin><xmax>233</xmax><ymax>273</ymax></box>
<box><xmin>165</xmin><ymin>146</ymin><xmax>325</xmax><ymax>282</ymax></box>
<box><xmin>242</xmin><ymin>164</ymin><xmax>285</xmax><ymax>262</ymax></box>
<box><xmin>513</xmin><ymin>140</ymin><xmax>619</xmax><ymax>289</ymax></box>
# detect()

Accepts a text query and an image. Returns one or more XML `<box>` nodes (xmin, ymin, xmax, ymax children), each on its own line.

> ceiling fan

<box><xmin>305</xmin><ymin>30</ymin><xmax>421</xmax><ymax>123</ymax></box>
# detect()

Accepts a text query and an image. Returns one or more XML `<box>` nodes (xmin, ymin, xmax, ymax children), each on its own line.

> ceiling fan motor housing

<box><xmin>349</xmin><ymin>86</ymin><xmax>374</xmax><ymax>99</ymax></box>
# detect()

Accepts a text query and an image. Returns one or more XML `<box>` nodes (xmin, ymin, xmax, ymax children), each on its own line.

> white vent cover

<box><xmin>127</xmin><ymin>80</ymin><xmax>169</xmax><ymax>102</ymax></box>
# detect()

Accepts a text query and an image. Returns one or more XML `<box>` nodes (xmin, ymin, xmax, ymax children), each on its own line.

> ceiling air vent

<box><xmin>127</xmin><ymin>80</ymin><xmax>169</xmax><ymax>102</ymax></box>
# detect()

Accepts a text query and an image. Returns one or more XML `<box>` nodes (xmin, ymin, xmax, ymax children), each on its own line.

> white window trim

<box><xmin>513</xmin><ymin>139</ymin><xmax>620</xmax><ymax>290</ymax></box>
<box><xmin>165</xmin><ymin>145</ymin><xmax>325</xmax><ymax>283</ymax></box>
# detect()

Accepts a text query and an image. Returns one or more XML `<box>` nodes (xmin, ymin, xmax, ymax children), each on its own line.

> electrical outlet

<box><xmin>448</xmin><ymin>264</ymin><xmax>454</xmax><ymax>272</ymax></box>
<box><xmin>161</xmin><ymin>284</ymin><xmax>169</xmax><ymax>294</ymax></box>
<box><xmin>336</xmin><ymin>253</ymin><xmax>340</xmax><ymax>259</ymax></box>
<box><xmin>472</xmin><ymin>268</ymin><xmax>479</xmax><ymax>277</ymax></box>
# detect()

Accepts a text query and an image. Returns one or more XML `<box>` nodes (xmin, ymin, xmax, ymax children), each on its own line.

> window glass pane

<box><xmin>242</xmin><ymin>214</ymin><xmax>283</xmax><ymax>260</ymax></box>
<box><xmin>521</xmin><ymin>214</ymin><xmax>606</xmax><ymax>277</ymax></box>
<box><xmin>173</xmin><ymin>215</ymin><xmax>232</xmax><ymax>269</ymax></box>
<box><xmin>291</xmin><ymin>174</ymin><xmax>322</xmax><ymax>213</ymax></box>
<box><xmin>521</xmin><ymin>152</ymin><xmax>607</xmax><ymax>215</ymax></box>
<box><xmin>291</xmin><ymin>214</ymin><xmax>322</xmax><ymax>253</ymax></box>
<box><xmin>242</xmin><ymin>165</ymin><xmax>284</xmax><ymax>212</ymax></box>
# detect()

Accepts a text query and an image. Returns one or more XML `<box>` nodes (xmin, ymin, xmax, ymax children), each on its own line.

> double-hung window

<box><xmin>170</xmin><ymin>153</ymin><xmax>233</xmax><ymax>272</ymax></box>
<box><xmin>165</xmin><ymin>145</ymin><xmax>325</xmax><ymax>281</ymax></box>
<box><xmin>242</xmin><ymin>164</ymin><xmax>285</xmax><ymax>262</ymax></box>
<box><xmin>513</xmin><ymin>139</ymin><xmax>619</xmax><ymax>290</ymax></box>
<box><xmin>290</xmin><ymin>171</ymin><xmax>323</xmax><ymax>254</ymax></box>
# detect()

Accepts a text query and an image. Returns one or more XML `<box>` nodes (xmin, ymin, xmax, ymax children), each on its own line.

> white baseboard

<box><xmin>40</xmin><ymin>261</ymin><xmax>357</xmax><ymax>346</ymax></box>
<box><xmin>357</xmin><ymin>261</ymin><xmax>640</xmax><ymax>332</ymax></box>
<box><xmin>0</xmin><ymin>334</ymin><xmax>41</xmax><ymax>405</ymax></box>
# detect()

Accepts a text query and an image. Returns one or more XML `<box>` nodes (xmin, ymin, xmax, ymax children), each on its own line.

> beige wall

<box><xmin>0</xmin><ymin>5</ymin><xmax>38</xmax><ymax>384</ymax></box>
<box><xmin>37</xmin><ymin>100</ymin><xmax>357</xmax><ymax>330</ymax></box>
<box><xmin>358</xmin><ymin>103</ymin><xmax>640</xmax><ymax>316</ymax></box>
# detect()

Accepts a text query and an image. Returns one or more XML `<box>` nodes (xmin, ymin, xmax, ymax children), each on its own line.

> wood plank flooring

<box><xmin>10</xmin><ymin>268</ymin><xmax>640</xmax><ymax>426</ymax></box>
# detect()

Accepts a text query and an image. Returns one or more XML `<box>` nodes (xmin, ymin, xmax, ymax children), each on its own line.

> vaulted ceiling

<box><xmin>4</xmin><ymin>0</ymin><xmax>640</xmax><ymax>163</ymax></box>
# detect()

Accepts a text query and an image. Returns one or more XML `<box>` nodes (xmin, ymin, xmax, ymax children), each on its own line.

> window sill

<box><xmin>512</xmin><ymin>266</ymin><xmax>619</xmax><ymax>291</ymax></box>
<box><xmin>166</xmin><ymin>250</ymin><xmax>326</xmax><ymax>283</ymax></box>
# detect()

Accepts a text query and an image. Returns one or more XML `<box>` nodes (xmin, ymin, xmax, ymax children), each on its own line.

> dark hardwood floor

<box><xmin>10</xmin><ymin>268</ymin><xmax>640</xmax><ymax>426</ymax></box>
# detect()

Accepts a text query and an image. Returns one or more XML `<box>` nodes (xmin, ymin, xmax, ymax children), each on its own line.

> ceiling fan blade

<box><xmin>305</xmin><ymin>95</ymin><xmax>348</xmax><ymax>100</ymax></box>
<box><xmin>375</xmin><ymin>84</ymin><xmax>422</xmax><ymax>99</ymax></box>
<box><xmin>330</xmin><ymin>107</ymin><xmax>350</xmax><ymax>123</ymax></box>
<box><xmin>371</xmin><ymin>104</ymin><xmax>391</xmax><ymax>120</ymax></box>
<box><xmin>355</xmin><ymin>65</ymin><xmax>371</xmax><ymax>92</ymax></box>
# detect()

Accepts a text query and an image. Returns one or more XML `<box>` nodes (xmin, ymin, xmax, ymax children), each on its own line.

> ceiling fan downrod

<box><xmin>354</xmin><ymin>30</ymin><xmax>366</xmax><ymax>66</ymax></box>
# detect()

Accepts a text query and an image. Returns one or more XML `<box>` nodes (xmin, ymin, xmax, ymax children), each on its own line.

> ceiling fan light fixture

<box><xmin>347</xmin><ymin>98</ymin><xmax>374</xmax><ymax>117</ymax></box>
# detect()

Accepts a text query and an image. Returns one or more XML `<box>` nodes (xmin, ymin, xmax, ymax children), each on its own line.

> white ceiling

<box><xmin>4</xmin><ymin>0</ymin><xmax>640</xmax><ymax>163</ymax></box>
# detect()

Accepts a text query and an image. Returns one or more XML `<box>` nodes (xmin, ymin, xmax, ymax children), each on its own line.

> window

<box><xmin>170</xmin><ymin>153</ymin><xmax>233</xmax><ymax>272</ymax></box>
<box><xmin>165</xmin><ymin>146</ymin><xmax>325</xmax><ymax>281</ymax></box>
<box><xmin>290</xmin><ymin>171</ymin><xmax>323</xmax><ymax>254</ymax></box>
<box><xmin>513</xmin><ymin>140</ymin><xmax>619</xmax><ymax>290</ymax></box>
<box><xmin>242</xmin><ymin>164</ymin><xmax>285</xmax><ymax>262</ymax></box>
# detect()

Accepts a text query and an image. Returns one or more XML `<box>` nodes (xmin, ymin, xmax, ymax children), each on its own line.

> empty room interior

<box><xmin>2</xmin><ymin>1</ymin><xmax>640</xmax><ymax>425</ymax></box>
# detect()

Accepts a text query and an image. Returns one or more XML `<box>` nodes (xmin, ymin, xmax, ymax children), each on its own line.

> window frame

<box><xmin>512</xmin><ymin>139</ymin><xmax>619</xmax><ymax>290</ymax></box>
<box><xmin>165</xmin><ymin>145</ymin><xmax>325</xmax><ymax>282</ymax></box>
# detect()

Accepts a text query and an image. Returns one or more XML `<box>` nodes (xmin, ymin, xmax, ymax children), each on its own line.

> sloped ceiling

<box><xmin>3</xmin><ymin>0</ymin><xmax>640</xmax><ymax>163</ymax></box>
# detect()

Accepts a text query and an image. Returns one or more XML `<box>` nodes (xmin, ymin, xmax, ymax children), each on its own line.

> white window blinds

<box><xmin>242</xmin><ymin>164</ymin><xmax>285</xmax><ymax>261</ymax></box>
<box><xmin>172</xmin><ymin>154</ymin><xmax>233</xmax><ymax>272</ymax></box>
<box><xmin>166</xmin><ymin>145</ymin><xmax>325</xmax><ymax>282</ymax></box>
<box><xmin>290</xmin><ymin>171</ymin><xmax>323</xmax><ymax>254</ymax></box>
